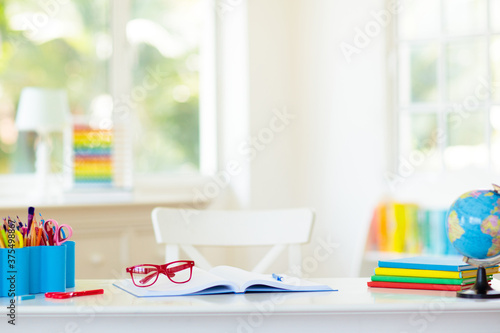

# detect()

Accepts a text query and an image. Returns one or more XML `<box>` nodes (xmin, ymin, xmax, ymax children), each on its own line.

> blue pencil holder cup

<box><xmin>0</xmin><ymin>241</ymin><xmax>75</xmax><ymax>297</ymax></box>
<box><xmin>29</xmin><ymin>246</ymin><xmax>42</xmax><ymax>294</ymax></box>
<box><xmin>0</xmin><ymin>248</ymin><xmax>30</xmax><ymax>297</ymax></box>
<box><xmin>64</xmin><ymin>241</ymin><xmax>75</xmax><ymax>288</ymax></box>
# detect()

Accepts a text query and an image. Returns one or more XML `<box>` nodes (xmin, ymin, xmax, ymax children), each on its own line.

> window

<box><xmin>0</xmin><ymin>0</ymin><xmax>207</xmax><ymax>188</ymax></box>
<box><xmin>129</xmin><ymin>0</ymin><xmax>203</xmax><ymax>173</ymax></box>
<box><xmin>395</xmin><ymin>0</ymin><xmax>500</xmax><ymax>173</ymax></box>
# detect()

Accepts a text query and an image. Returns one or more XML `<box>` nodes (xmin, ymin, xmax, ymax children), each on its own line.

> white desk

<box><xmin>2</xmin><ymin>278</ymin><xmax>500</xmax><ymax>332</ymax></box>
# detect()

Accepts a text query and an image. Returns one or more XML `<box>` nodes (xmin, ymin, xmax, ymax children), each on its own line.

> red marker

<box><xmin>45</xmin><ymin>289</ymin><xmax>104</xmax><ymax>299</ymax></box>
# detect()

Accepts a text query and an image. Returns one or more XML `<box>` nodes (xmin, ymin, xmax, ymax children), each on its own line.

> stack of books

<box><xmin>367</xmin><ymin>256</ymin><xmax>499</xmax><ymax>291</ymax></box>
<box><xmin>367</xmin><ymin>202</ymin><xmax>460</xmax><ymax>256</ymax></box>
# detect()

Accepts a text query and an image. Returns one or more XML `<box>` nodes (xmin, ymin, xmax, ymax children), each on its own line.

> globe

<box><xmin>446</xmin><ymin>189</ymin><xmax>500</xmax><ymax>259</ymax></box>
<box><xmin>446</xmin><ymin>185</ymin><xmax>500</xmax><ymax>298</ymax></box>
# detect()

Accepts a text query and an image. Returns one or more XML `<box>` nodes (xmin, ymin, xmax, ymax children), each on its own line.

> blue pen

<box><xmin>19</xmin><ymin>294</ymin><xmax>35</xmax><ymax>301</ymax></box>
<box><xmin>272</xmin><ymin>273</ymin><xmax>283</xmax><ymax>282</ymax></box>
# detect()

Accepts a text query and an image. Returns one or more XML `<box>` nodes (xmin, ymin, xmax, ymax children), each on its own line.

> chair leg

<box><xmin>252</xmin><ymin>244</ymin><xmax>287</xmax><ymax>273</ymax></box>
<box><xmin>181</xmin><ymin>245</ymin><xmax>213</xmax><ymax>271</ymax></box>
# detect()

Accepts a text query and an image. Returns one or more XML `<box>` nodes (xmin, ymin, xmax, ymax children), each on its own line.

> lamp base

<box><xmin>28</xmin><ymin>132</ymin><xmax>63</xmax><ymax>204</ymax></box>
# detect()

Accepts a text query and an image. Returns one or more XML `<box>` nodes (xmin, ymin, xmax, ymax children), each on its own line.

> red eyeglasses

<box><xmin>126</xmin><ymin>260</ymin><xmax>195</xmax><ymax>287</ymax></box>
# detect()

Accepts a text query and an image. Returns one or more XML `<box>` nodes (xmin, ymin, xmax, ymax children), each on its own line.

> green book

<box><xmin>371</xmin><ymin>275</ymin><xmax>492</xmax><ymax>285</ymax></box>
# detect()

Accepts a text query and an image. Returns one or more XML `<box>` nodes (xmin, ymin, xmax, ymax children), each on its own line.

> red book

<box><xmin>367</xmin><ymin>281</ymin><xmax>475</xmax><ymax>291</ymax></box>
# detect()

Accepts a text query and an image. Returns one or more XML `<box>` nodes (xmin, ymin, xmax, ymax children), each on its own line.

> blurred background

<box><xmin>0</xmin><ymin>0</ymin><xmax>499</xmax><ymax>278</ymax></box>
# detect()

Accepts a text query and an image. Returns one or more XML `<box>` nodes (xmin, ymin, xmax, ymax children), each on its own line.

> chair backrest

<box><xmin>151</xmin><ymin>207</ymin><xmax>315</xmax><ymax>276</ymax></box>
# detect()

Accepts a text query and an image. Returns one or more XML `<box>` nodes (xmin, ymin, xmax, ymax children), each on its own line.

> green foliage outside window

<box><xmin>0</xmin><ymin>0</ymin><xmax>200</xmax><ymax>175</ymax></box>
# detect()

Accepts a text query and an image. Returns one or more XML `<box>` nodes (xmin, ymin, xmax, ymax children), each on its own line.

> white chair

<box><xmin>151</xmin><ymin>207</ymin><xmax>315</xmax><ymax>276</ymax></box>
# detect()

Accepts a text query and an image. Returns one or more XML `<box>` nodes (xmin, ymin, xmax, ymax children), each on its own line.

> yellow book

<box><xmin>391</xmin><ymin>203</ymin><xmax>406</xmax><ymax>252</ymax></box>
<box><xmin>374</xmin><ymin>266</ymin><xmax>499</xmax><ymax>279</ymax></box>
<box><xmin>384</xmin><ymin>203</ymin><xmax>396</xmax><ymax>252</ymax></box>
<box><xmin>404</xmin><ymin>204</ymin><xmax>420</xmax><ymax>253</ymax></box>
<box><xmin>378</xmin><ymin>203</ymin><xmax>389</xmax><ymax>252</ymax></box>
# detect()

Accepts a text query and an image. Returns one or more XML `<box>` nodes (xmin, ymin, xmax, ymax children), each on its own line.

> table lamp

<box><xmin>15</xmin><ymin>87</ymin><xmax>70</xmax><ymax>202</ymax></box>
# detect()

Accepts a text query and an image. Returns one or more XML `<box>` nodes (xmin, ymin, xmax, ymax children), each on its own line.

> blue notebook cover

<box><xmin>377</xmin><ymin>256</ymin><xmax>478</xmax><ymax>272</ymax></box>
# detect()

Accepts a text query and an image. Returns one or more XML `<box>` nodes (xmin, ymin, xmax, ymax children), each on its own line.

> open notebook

<box><xmin>113</xmin><ymin>266</ymin><xmax>335</xmax><ymax>297</ymax></box>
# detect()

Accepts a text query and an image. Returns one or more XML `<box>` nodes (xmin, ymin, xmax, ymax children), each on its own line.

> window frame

<box><xmin>392</xmin><ymin>0</ymin><xmax>499</xmax><ymax>177</ymax></box>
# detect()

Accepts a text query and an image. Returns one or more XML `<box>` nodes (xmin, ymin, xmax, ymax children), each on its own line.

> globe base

<box><xmin>457</xmin><ymin>288</ymin><xmax>500</xmax><ymax>299</ymax></box>
<box><xmin>457</xmin><ymin>266</ymin><xmax>500</xmax><ymax>299</ymax></box>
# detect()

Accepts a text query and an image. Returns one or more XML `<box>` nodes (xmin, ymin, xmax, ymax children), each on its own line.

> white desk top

<box><xmin>6</xmin><ymin>278</ymin><xmax>500</xmax><ymax>313</ymax></box>
<box><xmin>3</xmin><ymin>278</ymin><xmax>500</xmax><ymax>332</ymax></box>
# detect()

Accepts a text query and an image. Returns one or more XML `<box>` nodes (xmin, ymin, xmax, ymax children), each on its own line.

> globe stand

<box><xmin>457</xmin><ymin>266</ymin><xmax>500</xmax><ymax>299</ymax></box>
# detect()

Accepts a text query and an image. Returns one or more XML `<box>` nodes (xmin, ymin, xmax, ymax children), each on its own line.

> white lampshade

<box><xmin>16</xmin><ymin>87</ymin><xmax>70</xmax><ymax>132</ymax></box>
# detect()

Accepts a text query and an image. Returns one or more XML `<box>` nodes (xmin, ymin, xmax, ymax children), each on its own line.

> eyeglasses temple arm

<box><xmin>138</xmin><ymin>273</ymin><xmax>158</xmax><ymax>285</ymax></box>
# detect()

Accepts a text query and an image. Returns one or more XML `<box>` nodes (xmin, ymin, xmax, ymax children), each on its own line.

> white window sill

<box><xmin>0</xmin><ymin>173</ymin><xmax>212</xmax><ymax>209</ymax></box>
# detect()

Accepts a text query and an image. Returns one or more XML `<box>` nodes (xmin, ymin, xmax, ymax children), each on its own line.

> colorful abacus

<box><xmin>73</xmin><ymin>125</ymin><xmax>113</xmax><ymax>186</ymax></box>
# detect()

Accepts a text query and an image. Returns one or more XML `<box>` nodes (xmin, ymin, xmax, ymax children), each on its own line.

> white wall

<box><xmin>214</xmin><ymin>0</ymin><xmax>390</xmax><ymax>276</ymax></box>
<box><xmin>291</xmin><ymin>0</ymin><xmax>389</xmax><ymax>277</ymax></box>
<box><xmin>244</xmin><ymin>0</ymin><xmax>389</xmax><ymax>277</ymax></box>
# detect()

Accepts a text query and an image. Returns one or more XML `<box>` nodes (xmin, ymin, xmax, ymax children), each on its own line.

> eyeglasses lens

<box><xmin>167</xmin><ymin>261</ymin><xmax>192</xmax><ymax>283</ymax></box>
<box><xmin>131</xmin><ymin>265</ymin><xmax>158</xmax><ymax>287</ymax></box>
